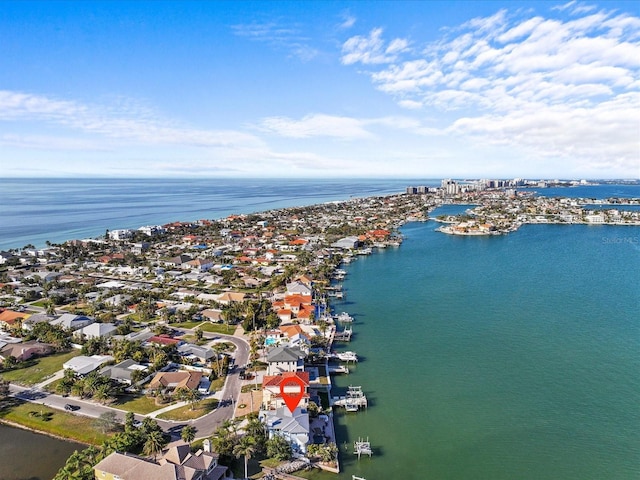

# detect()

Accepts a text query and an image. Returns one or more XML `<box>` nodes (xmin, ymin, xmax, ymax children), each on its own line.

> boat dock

<box><xmin>334</xmin><ymin>326</ymin><xmax>352</xmax><ymax>342</ymax></box>
<box><xmin>328</xmin><ymin>364</ymin><xmax>350</xmax><ymax>375</ymax></box>
<box><xmin>333</xmin><ymin>385</ymin><xmax>368</xmax><ymax>411</ymax></box>
<box><xmin>354</xmin><ymin>437</ymin><xmax>372</xmax><ymax>458</ymax></box>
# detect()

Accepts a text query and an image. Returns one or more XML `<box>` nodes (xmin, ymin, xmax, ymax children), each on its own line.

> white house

<box><xmin>266</xmin><ymin>346</ymin><xmax>305</xmax><ymax>375</ymax></box>
<box><xmin>260</xmin><ymin>407</ymin><xmax>310</xmax><ymax>454</ymax></box>
<box><xmin>63</xmin><ymin>354</ymin><xmax>114</xmax><ymax>376</ymax></box>
<box><xmin>75</xmin><ymin>322</ymin><xmax>117</xmax><ymax>339</ymax></box>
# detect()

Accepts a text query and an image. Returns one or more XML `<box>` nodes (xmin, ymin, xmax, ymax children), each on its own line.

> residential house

<box><xmin>0</xmin><ymin>340</ymin><xmax>53</xmax><ymax>362</ymax></box>
<box><xmin>100</xmin><ymin>359</ymin><xmax>149</xmax><ymax>385</ymax></box>
<box><xmin>262</xmin><ymin>371</ymin><xmax>310</xmax><ymax>411</ymax></box>
<box><xmin>63</xmin><ymin>354</ymin><xmax>114</xmax><ymax>376</ymax></box>
<box><xmin>0</xmin><ymin>309</ymin><xmax>30</xmax><ymax>331</ymax></box>
<box><xmin>21</xmin><ymin>313</ymin><xmax>54</xmax><ymax>331</ymax></box>
<box><xmin>186</xmin><ymin>258</ymin><xmax>214</xmax><ymax>272</ymax></box>
<box><xmin>215</xmin><ymin>292</ymin><xmax>246</xmax><ymax>305</ymax></box>
<box><xmin>260</xmin><ymin>406</ymin><xmax>310</xmax><ymax>455</ymax></box>
<box><xmin>0</xmin><ymin>251</ymin><xmax>17</xmax><ymax>265</ymax></box>
<box><xmin>286</xmin><ymin>280</ymin><xmax>312</xmax><ymax>296</ymax></box>
<box><xmin>178</xmin><ymin>343</ymin><xmax>215</xmax><ymax>364</ymax></box>
<box><xmin>103</xmin><ymin>294</ymin><xmax>132</xmax><ymax>307</ymax></box>
<box><xmin>75</xmin><ymin>322</ymin><xmax>117</xmax><ymax>340</ymax></box>
<box><xmin>50</xmin><ymin>313</ymin><xmax>94</xmax><ymax>331</ymax></box>
<box><xmin>93</xmin><ymin>440</ymin><xmax>228</xmax><ymax>480</ymax></box>
<box><xmin>148</xmin><ymin>370</ymin><xmax>203</xmax><ymax>394</ymax></box>
<box><xmin>331</xmin><ymin>236</ymin><xmax>360</xmax><ymax>250</ymax></box>
<box><xmin>266</xmin><ymin>346</ymin><xmax>305</xmax><ymax>375</ymax></box>
<box><xmin>201</xmin><ymin>309</ymin><xmax>224</xmax><ymax>323</ymax></box>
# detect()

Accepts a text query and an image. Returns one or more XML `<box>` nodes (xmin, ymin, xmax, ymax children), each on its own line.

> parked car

<box><xmin>64</xmin><ymin>404</ymin><xmax>79</xmax><ymax>411</ymax></box>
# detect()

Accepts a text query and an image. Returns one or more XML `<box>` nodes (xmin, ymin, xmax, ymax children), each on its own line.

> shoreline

<box><xmin>0</xmin><ymin>417</ymin><xmax>89</xmax><ymax>447</ymax></box>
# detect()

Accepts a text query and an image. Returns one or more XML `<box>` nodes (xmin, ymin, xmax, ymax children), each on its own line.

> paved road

<box><xmin>7</xmin><ymin>331</ymin><xmax>250</xmax><ymax>441</ymax></box>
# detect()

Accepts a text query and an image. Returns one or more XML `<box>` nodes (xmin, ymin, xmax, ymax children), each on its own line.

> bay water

<box><xmin>330</xmin><ymin>206</ymin><xmax>639</xmax><ymax>479</ymax></box>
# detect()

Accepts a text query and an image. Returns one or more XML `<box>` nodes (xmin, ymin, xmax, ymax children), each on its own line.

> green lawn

<box><xmin>156</xmin><ymin>398</ymin><xmax>219</xmax><ymax>421</ymax></box>
<box><xmin>0</xmin><ymin>399</ymin><xmax>110</xmax><ymax>445</ymax></box>
<box><xmin>198</xmin><ymin>323</ymin><xmax>236</xmax><ymax>334</ymax></box>
<box><xmin>210</xmin><ymin>377</ymin><xmax>226</xmax><ymax>392</ymax></box>
<box><xmin>0</xmin><ymin>350</ymin><xmax>81</xmax><ymax>386</ymax></box>
<box><xmin>111</xmin><ymin>394</ymin><xmax>169</xmax><ymax>414</ymax></box>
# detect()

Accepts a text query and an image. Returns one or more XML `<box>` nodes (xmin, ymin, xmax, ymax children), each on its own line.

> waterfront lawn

<box><xmin>112</xmin><ymin>394</ymin><xmax>166</xmax><ymax>414</ymax></box>
<box><xmin>0</xmin><ymin>350</ymin><xmax>80</xmax><ymax>386</ymax></box>
<box><xmin>0</xmin><ymin>399</ymin><xmax>110</xmax><ymax>445</ymax></box>
<box><xmin>198</xmin><ymin>322</ymin><xmax>236</xmax><ymax>334</ymax></box>
<box><xmin>155</xmin><ymin>398</ymin><xmax>219</xmax><ymax>421</ymax></box>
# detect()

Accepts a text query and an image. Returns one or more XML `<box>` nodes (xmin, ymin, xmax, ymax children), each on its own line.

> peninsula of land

<box><xmin>0</xmin><ymin>178</ymin><xmax>638</xmax><ymax>479</ymax></box>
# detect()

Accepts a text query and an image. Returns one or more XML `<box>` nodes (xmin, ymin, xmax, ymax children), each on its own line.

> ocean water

<box><xmin>0</xmin><ymin>177</ymin><xmax>433</xmax><ymax>250</ymax></box>
<box><xmin>329</xmin><ymin>207</ymin><xmax>640</xmax><ymax>479</ymax></box>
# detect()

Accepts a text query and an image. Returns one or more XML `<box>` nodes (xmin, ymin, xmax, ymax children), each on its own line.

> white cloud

<box><xmin>258</xmin><ymin>114</ymin><xmax>373</xmax><ymax>139</ymax></box>
<box><xmin>231</xmin><ymin>21</ymin><xmax>318</xmax><ymax>61</ymax></box>
<box><xmin>341</xmin><ymin>28</ymin><xmax>409</xmax><ymax>65</ymax></box>
<box><xmin>339</xmin><ymin>12</ymin><xmax>356</xmax><ymax>29</ymax></box>
<box><xmin>340</xmin><ymin>5</ymin><xmax>640</xmax><ymax>173</ymax></box>
<box><xmin>0</xmin><ymin>89</ymin><xmax>266</xmax><ymax>150</ymax></box>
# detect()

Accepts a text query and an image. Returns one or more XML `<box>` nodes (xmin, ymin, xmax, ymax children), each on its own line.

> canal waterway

<box><xmin>327</xmin><ymin>206</ymin><xmax>639</xmax><ymax>479</ymax></box>
<box><xmin>0</xmin><ymin>423</ymin><xmax>83</xmax><ymax>480</ymax></box>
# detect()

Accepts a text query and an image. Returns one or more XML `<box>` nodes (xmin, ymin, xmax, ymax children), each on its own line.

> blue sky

<box><xmin>1</xmin><ymin>0</ymin><xmax>638</xmax><ymax>179</ymax></box>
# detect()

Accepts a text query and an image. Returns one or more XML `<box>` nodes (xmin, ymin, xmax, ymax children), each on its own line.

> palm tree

<box><xmin>233</xmin><ymin>435</ymin><xmax>257</xmax><ymax>479</ymax></box>
<box><xmin>180</xmin><ymin>425</ymin><xmax>196</xmax><ymax>443</ymax></box>
<box><xmin>143</xmin><ymin>429</ymin><xmax>166</xmax><ymax>460</ymax></box>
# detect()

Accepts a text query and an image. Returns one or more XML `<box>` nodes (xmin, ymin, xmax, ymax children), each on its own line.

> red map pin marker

<box><xmin>280</xmin><ymin>376</ymin><xmax>306</xmax><ymax>413</ymax></box>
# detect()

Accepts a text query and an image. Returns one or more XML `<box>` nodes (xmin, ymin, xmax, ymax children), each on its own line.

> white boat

<box><xmin>336</xmin><ymin>312</ymin><xmax>354</xmax><ymax>323</ymax></box>
<box><xmin>335</xmin><ymin>351</ymin><xmax>358</xmax><ymax>362</ymax></box>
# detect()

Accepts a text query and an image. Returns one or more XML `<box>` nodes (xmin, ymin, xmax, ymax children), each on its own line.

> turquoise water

<box><xmin>330</xmin><ymin>216</ymin><xmax>640</xmax><ymax>479</ymax></box>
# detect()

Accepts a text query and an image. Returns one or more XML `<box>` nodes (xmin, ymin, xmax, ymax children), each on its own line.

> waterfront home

<box><xmin>331</xmin><ymin>236</ymin><xmax>360</xmax><ymax>250</ymax></box>
<box><xmin>287</xmin><ymin>280</ymin><xmax>312</xmax><ymax>297</ymax></box>
<box><xmin>260</xmin><ymin>406</ymin><xmax>310</xmax><ymax>455</ymax></box>
<box><xmin>63</xmin><ymin>354</ymin><xmax>114</xmax><ymax>376</ymax></box>
<box><xmin>94</xmin><ymin>440</ymin><xmax>229</xmax><ymax>480</ymax></box>
<box><xmin>266</xmin><ymin>346</ymin><xmax>306</xmax><ymax>375</ymax></box>
<box><xmin>262</xmin><ymin>371</ymin><xmax>310</xmax><ymax>411</ymax></box>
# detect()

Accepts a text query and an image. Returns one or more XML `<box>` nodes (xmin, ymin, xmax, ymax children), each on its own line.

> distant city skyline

<box><xmin>1</xmin><ymin>0</ymin><xmax>638</xmax><ymax>179</ymax></box>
